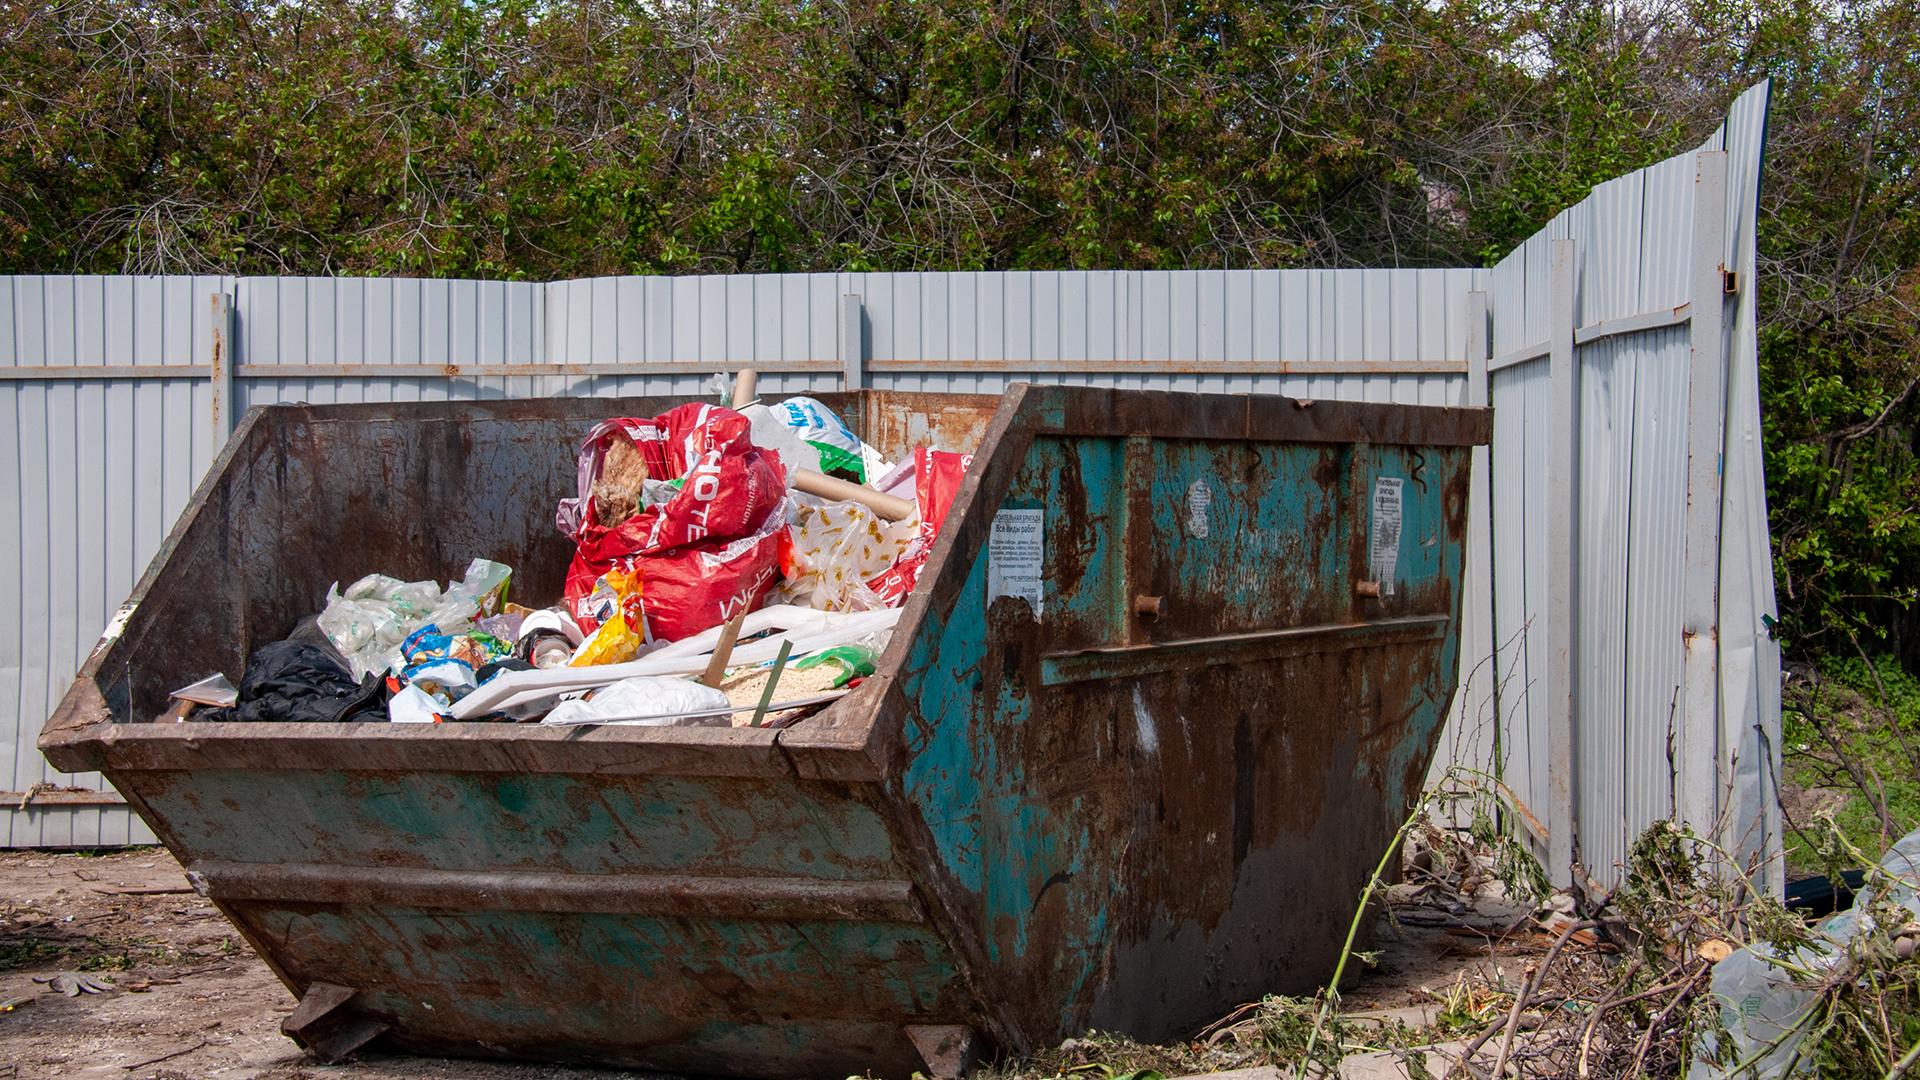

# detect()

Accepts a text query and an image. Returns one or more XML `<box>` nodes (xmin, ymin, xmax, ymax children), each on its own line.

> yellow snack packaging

<box><xmin>569</xmin><ymin>612</ymin><xmax>642</xmax><ymax>666</ymax></box>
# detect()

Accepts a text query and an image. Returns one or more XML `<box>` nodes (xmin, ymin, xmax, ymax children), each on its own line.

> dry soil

<box><xmin>0</xmin><ymin>849</ymin><xmax>1501</xmax><ymax>1080</ymax></box>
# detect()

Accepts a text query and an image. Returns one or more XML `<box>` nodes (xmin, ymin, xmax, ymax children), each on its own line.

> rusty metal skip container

<box><xmin>41</xmin><ymin>384</ymin><xmax>1489</xmax><ymax>1078</ymax></box>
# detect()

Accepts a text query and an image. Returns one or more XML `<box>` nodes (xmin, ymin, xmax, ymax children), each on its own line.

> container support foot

<box><xmin>282</xmin><ymin>981</ymin><xmax>388</xmax><ymax>1063</ymax></box>
<box><xmin>905</xmin><ymin>1024</ymin><xmax>979</xmax><ymax>1079</ymax></box>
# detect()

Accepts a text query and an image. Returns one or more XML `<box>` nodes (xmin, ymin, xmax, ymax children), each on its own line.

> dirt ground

<box><xmin>0</xmin><ymin>848</ymin><xmax>1514</xmax><ymax>1080</ymax></box>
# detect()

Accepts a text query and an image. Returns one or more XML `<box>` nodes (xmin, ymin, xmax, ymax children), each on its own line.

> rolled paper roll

<box><xmin>793</xmin><ymin>468</ymin><xmax>916</xmax><ymax>521</ymax></box>
<box><xmin>731</xmin><ymin>368</ymin><xmax>759</xmax><ymax>408</ymax></box>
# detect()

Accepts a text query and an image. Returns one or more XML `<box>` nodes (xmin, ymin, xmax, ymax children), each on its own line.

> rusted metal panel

<box><xmin>871</xmin><ymin>385</ymin><xmax>1477</xmax><ymax>1050</ymax></box>
<box><xmin>856</xmin><ymin>390</ymin><xmax>1002</xmax><ymax>459</ymax></box>
<box><xmin>42</xmin><ymin>385</ymin><xmax>1485</xmax><ymax>1076</ymax></box>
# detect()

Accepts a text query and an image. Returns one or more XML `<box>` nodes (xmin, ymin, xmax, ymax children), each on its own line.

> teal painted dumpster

<box><xmin>42</xmin><ymin>384</ymin><xmax>1489</xmax><ymax>1077</ymax></box>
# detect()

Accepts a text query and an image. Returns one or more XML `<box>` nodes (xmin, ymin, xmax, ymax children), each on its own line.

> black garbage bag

<box><xmin>199</xmin><ymin>641</ymin><xmax>387</xmax><ymax>723</ymax></box>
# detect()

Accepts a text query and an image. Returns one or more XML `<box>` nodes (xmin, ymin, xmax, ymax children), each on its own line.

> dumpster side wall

<box><xmin>161</xmin><ymin>765</ymin><xmax>973</xmax><ymax>1077</ymax></box>
<box><xmin>884</xmin><ymin>387</ymin><xmax>1476</xmax><ymax>1049</ymax></box>
<box><xmin>42</xmin><ymin>394</ymin><xmax>1001</xmax><ymax>1079</ymax></box>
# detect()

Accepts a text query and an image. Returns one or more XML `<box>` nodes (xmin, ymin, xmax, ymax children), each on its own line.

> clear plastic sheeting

<box><xmin>316</xmin><ymin>559</ymin><xmax>512</xmax><ymax>680</ymax></box>
<box><xmin>1692</xmin><ymin>828</ymin><xmax>1920</xmax><ymax>1078</ymax></box>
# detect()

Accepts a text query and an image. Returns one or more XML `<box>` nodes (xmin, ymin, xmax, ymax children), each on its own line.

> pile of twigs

<box><xmin>1407</xmin><ymin>794</ymin><xmax>1920</xmax><ymax>1079</ymax></box>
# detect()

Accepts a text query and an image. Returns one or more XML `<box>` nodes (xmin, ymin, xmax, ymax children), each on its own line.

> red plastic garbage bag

<box><xmin>558</xmin><ymin>404</ymin><xmax>788</xmax><ymax>641</ymax></box>
<box><xmin>628</xmin><ymin>514</ymin><xmax>787</xmax><ymax>641</ymax></box>
<box><xmin>867</xmin><ymin>448</ymin><xmax>973</xmax><ymax>606</ymax></box>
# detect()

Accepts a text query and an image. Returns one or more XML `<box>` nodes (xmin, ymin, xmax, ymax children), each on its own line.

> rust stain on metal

<box><xmin>39</xmin><ymin>385</ymin><xmax>1489</xmax><ymax>1077</ymax></box>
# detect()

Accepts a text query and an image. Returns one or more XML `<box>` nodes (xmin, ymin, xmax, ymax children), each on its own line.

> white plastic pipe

<box><xmin>449</xmin><ymin>606</ymin><xmax>901</xmax><ymax>720</ymax></box>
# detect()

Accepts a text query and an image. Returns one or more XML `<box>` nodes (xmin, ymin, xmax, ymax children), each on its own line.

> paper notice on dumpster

<box><xmin>1185</xmin><ymin>479</ymin><xmax>1213</xmax><ymax>539</ymax></box>
<box><xmin>988</xmin><ymin>508</ymin><xmax>1045</xmax><ymax>616</ymax></box>
<box><xmin>1369</xmin><ymin>478</ymin><xmax>1404</xmax><ymax>597</ymax></box>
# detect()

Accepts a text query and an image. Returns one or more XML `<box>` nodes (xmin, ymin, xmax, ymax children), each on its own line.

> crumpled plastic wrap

<box><xmin>317</xmin><ymin>558</ymin><xmax>511</xmax><ymax>680</ymax></box>
<box><xmin>1692</xmin><ymin>826</ymin><xmax>1920</xmax><ymax>1078</ymax></box>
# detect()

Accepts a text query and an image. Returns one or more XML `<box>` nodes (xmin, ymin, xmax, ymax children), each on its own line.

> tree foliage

<box><xmin>2</xmin><ymin>0</ymin><xmax>1918</xmax><ymax>662</ymax></box>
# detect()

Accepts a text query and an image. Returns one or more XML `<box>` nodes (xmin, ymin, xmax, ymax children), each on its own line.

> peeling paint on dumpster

<box><xmin>882</xmin><ymin>388</ymin><xmax>1481</xmax><ymax>1051</ymax></box>
<box><xmin>42</xmin><ymin>385</ymin><xmax>1488</xmax><ymax>1077</ymax></box>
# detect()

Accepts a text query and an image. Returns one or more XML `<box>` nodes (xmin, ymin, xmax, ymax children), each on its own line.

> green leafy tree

<box><xmin>3</xmin><ymin>0</ymin><xmax>1919</xmax><ymax>667</ymax></box>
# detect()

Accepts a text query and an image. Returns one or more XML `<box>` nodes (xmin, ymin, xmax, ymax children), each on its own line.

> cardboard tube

<box><xmin>731</xmin><ymin>368</ymin><xmax>759</xmax><ymax>408</ymax></box>
<box><xmin>794</xmin><ymin>468</ymin><xmax>915</xmax><ymax>521</ymax></box>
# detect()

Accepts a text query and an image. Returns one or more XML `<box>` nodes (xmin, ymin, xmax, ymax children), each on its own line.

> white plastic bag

<box><xmin>741</xmin><ymin>397</ymin><xmax>891</xmax><ymax>483</ymax></box>
<box><xmin>388</xmin><ymin>683</ymin><xmax>447</xmax><ymax>724</ymax></box>
<box><xmin>540</xmin><ymin>676</ymin><xmax>732</xmax><ymax>726</ymax></box>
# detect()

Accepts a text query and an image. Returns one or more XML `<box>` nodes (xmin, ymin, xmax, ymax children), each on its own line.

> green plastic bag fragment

<box><xmin>793</xmin><ymin>645</ymin><xmax>879</xmax><ymax>688</ymax></box>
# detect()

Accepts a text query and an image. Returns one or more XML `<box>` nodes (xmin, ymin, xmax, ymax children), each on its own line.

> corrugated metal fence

<box><xmin>1454</xmin><ymin>81</ymin><xmax>1781</xmax><ymax>895</ymax></box>
<box><xmin>0</xmin><ymin>84</ymin><xmax>1776</xmax><ymax>898</ymax></box>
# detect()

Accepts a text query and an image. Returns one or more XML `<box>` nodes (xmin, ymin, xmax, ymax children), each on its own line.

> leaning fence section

<box><xmin>1462</xmin><ymin>80</ymin><xmax>1779</xmax><ymax>894</ymax></box>
<box><xmin>0</xmin><ymin>267</ymin><xmax>1486</xmax><ymax>847</ymax></box>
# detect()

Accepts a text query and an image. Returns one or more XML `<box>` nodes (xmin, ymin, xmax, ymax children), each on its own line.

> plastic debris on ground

<box><xmin>33</xmin><ymin>973</ymin><xmax>115</xmax><ymax>997</ymax></box>
<box><xmin>1692</xmin><ymin>825</ymin><xmax>1920</xmax><ymax>1078</ymax></box>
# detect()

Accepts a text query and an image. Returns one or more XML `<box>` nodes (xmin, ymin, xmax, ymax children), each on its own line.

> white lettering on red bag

<box><xmin>718</xmin><ymin>565</ymin><xmax>776</xmax><ymax>621</ymax></box>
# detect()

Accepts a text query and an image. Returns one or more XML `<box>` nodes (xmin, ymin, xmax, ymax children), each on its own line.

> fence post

<box><xmin>1464</xmin><ymin>292</ymin><xmax>1497</xmax><ymax>777</ymax></box>
<box><xmin>840</xmin><ymin>294</ymin><xmax>865</xmax><ymax>390</ymax></box>
<box><xmin>209</xmin><ymin>291</ymin><xmax>234</xmax><ymax>449</ymax></box>
<box><xmin>1547</xmin><ymin>238</ymin><xmax>1580</xmax><ymax>888</ymax></box>
<box><xmin>1426</xmin><ymin>291</ymin><xmax>1499</xmax><ymax>829</ymax></box>
<box><xmin>1681</xmin><ymin>151</ymin><xmax>1729</xmax><ymax>840</ymax></box>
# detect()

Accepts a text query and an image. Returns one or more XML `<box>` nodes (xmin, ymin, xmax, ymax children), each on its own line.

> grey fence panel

<box><xmin>0</xmin><ymin>272</ymin><xmax>236</xmax><ymax>846</ymax></box>
<box><xmin>1622</xmin><ymin>323</ymin><xmax>1693</xmax><ymax>843</ymax></box>
<box><xmin>850</xmin><ymin>267</ymin><xmax>1484</xmax><ymax>398</ymax></box>
<box><xmin>1476</xmin><ymin>81</ymin><xmax>1778</xmax><ymax>892</ymax></box>
<box><xmin>1574</xmin><ymin>331</ymin><xmax>1638</xmax><ymax>883</ymax></box>
<box><xmin>1482</xmin><ymin>358</ymin><xmax>1552</xmax><ymax>842</ymax></box>
<box><xmin>1716</xmin><ymin>85</ymin><xmax>1783</xmax><ymax>885</ymax></box>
